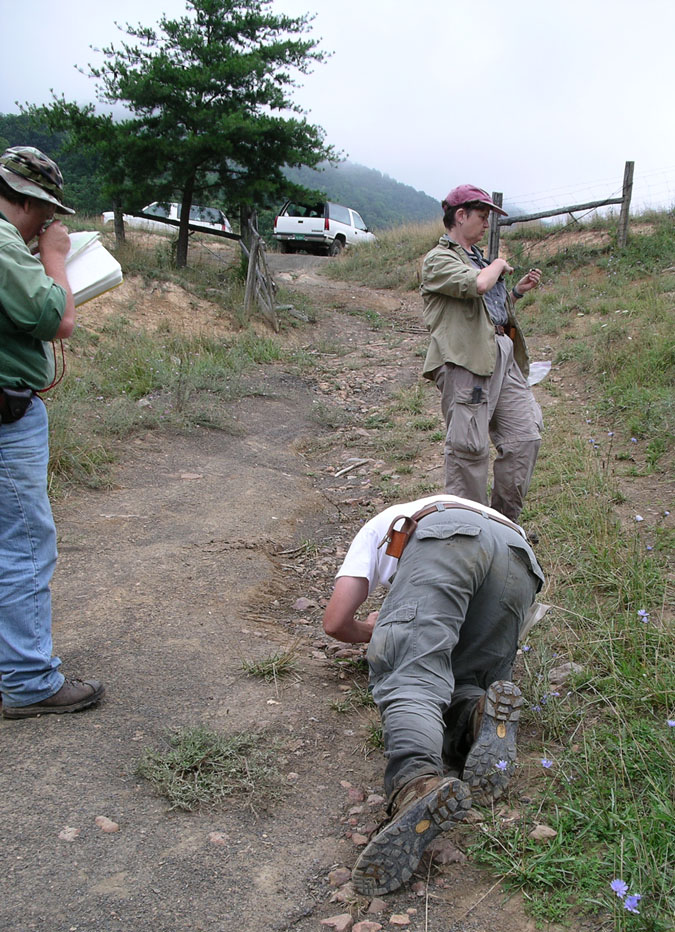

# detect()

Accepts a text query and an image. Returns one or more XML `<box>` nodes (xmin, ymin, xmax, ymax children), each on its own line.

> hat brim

<box><xmin>0</xmin><ymin>165</ymin><xmax>76</xmax><ymax>215</ymax></box>
<box><xmin>480</xmin><ymin>199</ymin><xmax>508</xmax><ymax>217</ymax></box>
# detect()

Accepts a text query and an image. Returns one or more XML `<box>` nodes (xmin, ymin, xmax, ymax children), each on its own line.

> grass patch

<box><xmin>364</xmin><ymin>722</ymin><xmax>384</xmax><ymax>752</ymax></box>
<box><xmin>241</xmin><ymin>646</ymin><xmax>300</xmax><ymax>683</ymax></box>
<box><xmin>47</xmin><ymin>319</ymin><xmax>289</xmax><ymax>494</ymax></box>
<box><xmin>136</xmin><ymin>726</ymin><xmax>284</xmax><ymax>811</ymax></box>
<box><xmin>330</xmin><ymin>683</ymin><xmax>375</xmax><ymax>714</ymax></box>
<box><xmin>323</xmin><ymin>209</ymin><xmax>673</xmax><ymax>927</ymax></box>
<box><xmin>473</xmin><ymin>420</ymin><xmax>675</xmax><ymax>928</ymax></box>
<box><xmin>323</xmin><ymin>221</ymin><xmax>443</xmax><ymax>290</ymax></box>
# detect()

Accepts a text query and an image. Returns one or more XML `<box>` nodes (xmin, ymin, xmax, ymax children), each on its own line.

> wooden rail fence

<box><xmin>487</xmin><ymin>161</ymin><xmax>634</xmax><ymax>260</ymax></box>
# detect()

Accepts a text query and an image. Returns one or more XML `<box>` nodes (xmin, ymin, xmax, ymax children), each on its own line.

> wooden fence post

<box><xmin>617</xmin><ymin>160</ymin><xmax>634</xmax><ymax>248</ymax></box>
<box><xmin>488</xmin><ymin>192</ymin><xmax>503</xmax><ymax>261</ymax></box>
<box><xmin>242</xmin><ymin>221</ymin><xmax>279</xmax><ymax>332</ymax></box>
<box><xmin>243</xmin><ymin>234</ymin><xmax>260</xmax><ymax>314</ymax></box>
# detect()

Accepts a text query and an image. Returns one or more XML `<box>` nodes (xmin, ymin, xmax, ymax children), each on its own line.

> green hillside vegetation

<box><xmin>327</xmin><ymin>212</ymin><xmax>675</xmax><ymax>929</ymax></box>
<box><xmin>281</xmin><ymin>161</ymin><xmax>441</xmax><ymax>229</ymax></box>
<box><xmin>0</xmin><ymin>112</ymin><xmax>441</xmax><ymax>234</ymax></box>
<box><xmin>0</xmin><ymin>112</ymin><xmax>106</xmax><ymax>215</ymax></box>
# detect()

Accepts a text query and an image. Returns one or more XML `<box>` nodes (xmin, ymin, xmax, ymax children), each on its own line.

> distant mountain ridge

<box><xmin>282</xmin><ymin>161</ymin><xmax>441</xmax><ymax>230</ymax></box>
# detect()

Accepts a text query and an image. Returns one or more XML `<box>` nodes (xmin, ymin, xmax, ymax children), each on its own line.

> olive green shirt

<box><xmin>0</xmin><ymin>212</ymin><xmax>66</xmax><ymax>389</ymax></box>
<box><xmin>420</xmin><ymin>234</ymin><xmax>529</xmax><ymax>379</ymax></box>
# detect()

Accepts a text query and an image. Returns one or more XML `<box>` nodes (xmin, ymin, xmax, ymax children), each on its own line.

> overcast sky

<box><xmin>3</xmin><ymin>0</ymin><xmax>674</xmax><ymax>215</ymax></box>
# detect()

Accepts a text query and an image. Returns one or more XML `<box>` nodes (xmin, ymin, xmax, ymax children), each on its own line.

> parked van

<box><xmin>273</xmin><ymin>200</ymin><xmax>375</xmax><ymax>255</ymax></box>
<box><xmin>102</xmin><ymin>201</ymin><xmax>233</xmax><ymax>234</ymax></box>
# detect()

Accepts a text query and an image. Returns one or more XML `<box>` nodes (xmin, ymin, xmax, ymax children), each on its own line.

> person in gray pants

<box><xmin>323</xmin><ymin>494</ymin><xmax>544</xmax><ymax>896</ymax></box>
<box><xmin>420</xmin><ymin>184</ymin><xmax>543</xmax><ymax>521</ymax></box>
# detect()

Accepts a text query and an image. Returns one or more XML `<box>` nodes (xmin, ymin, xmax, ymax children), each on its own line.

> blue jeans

<box><xmin>366</xmin><ymin>508</ymin><xmax>544</xmax><ymax>799</ymax></box>
<box><xmin>0</xmin><ymin>397</ymin><xmax>64</xmax><ymax>707</ymax></box>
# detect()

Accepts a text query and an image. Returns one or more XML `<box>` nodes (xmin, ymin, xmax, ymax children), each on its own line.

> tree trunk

<box><xmin>175</xmin><ymin>176</ymin><xmax>195</xmax><ymax>268</ymax></box>
<box><xmin>113</xmin><ymin>195</ymin><xmax>126</xmax><ymax>245</ymax></box>
<box><xmin>239</xmin><ymin>205</ymin><xmax>257</xmax><ymax>250</ymax></box>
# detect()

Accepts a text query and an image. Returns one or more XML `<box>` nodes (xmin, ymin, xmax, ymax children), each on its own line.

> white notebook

<box><xmin>64</xmin><ymin>231</ymin><xmax>123</xmax><ymax>306</ymax></box>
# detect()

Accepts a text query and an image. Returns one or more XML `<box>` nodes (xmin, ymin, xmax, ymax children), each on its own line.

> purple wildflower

<box><xmin>541</xmin><ymin>758</ymin><xmax>553</xmax><ymax>769</ymax></box>
<box><xmin>496</xmin><ymin>760</ymin><xmax>508</xmax><ymax>771</ymax></box>
<box><xmin>610</xmin><ymin>878</ymin><xmax>628</xmax><ymax>898</ymax></box>
<box><xmin>522</xmin><ymin>644</ymin><xmax>531</xmax><ymax>652</ymax></box>
<box><xmin>637</xmin><ymin>609</ymin><xmax>650</xmax><ymax>623</ymax></box>
<box><xmin>667</xmin><ymin>720</ymin><xmax>675</xmax><ymax>728</ymax></box>
<box><xmin>531</xmin><ymin>704</ymin><xmax>542</xmax><ymax>712</ymax></box>
<box><xmin>624</xmin><ymin>894</ymin><xmax>641</xmax><ymax>914</ymax></box>
<box><xmin>631</xmin><ymin>437</ymin><xmax>638</xmax><ymax>443</ymax></box>
<box><xmin>607</xmin><ymin>431</ymin><xmax>614</xmax><ymax>437</ymax></box>
<box><xmin>646</xmin><ymin>545</ymin><xmax>653</xmax><ymax>551</ymax></box>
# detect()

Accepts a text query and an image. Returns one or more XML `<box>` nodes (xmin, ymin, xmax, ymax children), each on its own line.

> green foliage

<box><xmin>136</xmin><ymin>726</ymin><xmax>283</xmax><ymax>810</ymax></box>
<box><xmin>75</xmin><ymin>0</ymin><xmax>335</xmax><ymax>266</ymax></box>
<box><xmin>324</xmin><ymin>221</ymin><xmax>442</xmax><ymax>290</ymax></box>
<box><xmin>0</xmin><ymin>112</ymin><xmax>104</xmax><ymax>214</ymax></box>
<box><xmin>241</xmin><ymin>647</ymin><xmax>299</xmax><ymax>682</ymax></box>
<box><xmin>330</xmin><ymin>683</ymin><xmax>375</xmax><ymax>714</ymax></box>
<box><xmin>503</xmin><ymin>210</ymin><xmax>675</xmax><ymax>281</ymax></box>
<box><xmin>280</xmin><ymin>161</ymin><xmax>441</xmax><ymax>231</ymax></box>
<box><xmin>482</xmin><ymin>419</ymin><xmax>674</xmax><ymax>928</ymax></box>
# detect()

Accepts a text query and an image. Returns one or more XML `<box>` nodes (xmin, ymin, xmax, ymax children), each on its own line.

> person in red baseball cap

<box><xmin>420</xmin><ymin>184</ymin><xmax>543</xmax><ymax>522</ymax></box>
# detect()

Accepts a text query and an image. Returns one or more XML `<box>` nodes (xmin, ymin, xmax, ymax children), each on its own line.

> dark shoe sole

<box><xmin>2</xmin><ymin>684</ymin><xmax>105</xmax><ymax>719</ymax></box>
<box><xmin>351</xmin><ymin>776</ymin><xmax>471</xmax><ymax>896</ymax></box>
<box><xmin>462</xmin><ymin>681</ymin><xmax>522</xmax><ymax>805</ymax></box>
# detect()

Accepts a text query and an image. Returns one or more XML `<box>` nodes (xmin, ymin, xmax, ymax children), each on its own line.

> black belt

<box><xmin>0</xmin><ymin>388</ymin><xmax>34</xmax><ymax>424</ymax></box>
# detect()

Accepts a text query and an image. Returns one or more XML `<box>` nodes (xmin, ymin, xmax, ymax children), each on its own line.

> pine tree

<box><xmin>84</xmin><ymin>0</ymin><xmax>335</xmax><ymax>266</ymax></box>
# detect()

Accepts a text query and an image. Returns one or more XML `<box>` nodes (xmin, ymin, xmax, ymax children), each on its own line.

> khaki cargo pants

<box><xmin>434</xmin><ymin>334</ymin><xmax>543</xmax><ymax>522</ymax></box>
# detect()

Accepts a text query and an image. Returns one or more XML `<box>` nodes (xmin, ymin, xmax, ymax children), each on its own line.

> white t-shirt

<box><xmin>336</xmin><ymin>494</ymin><xmax>526</xmax><ymax>595</ymax></box>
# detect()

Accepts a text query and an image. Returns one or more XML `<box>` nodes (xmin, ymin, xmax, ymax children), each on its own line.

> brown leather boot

<box><xmin>2</xmin><ymin>678</ymin><xmax>105</xmax><ymax>719</ymax></box>
<box><xmin>352</xmin><ymin>774</ymin><xmax>471</xmax><ymax>896</ymax></box>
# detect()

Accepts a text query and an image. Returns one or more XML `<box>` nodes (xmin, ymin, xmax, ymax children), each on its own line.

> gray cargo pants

<box><xmin>366</xmin><ymin>507</ymin><xmax>544</xmax><ymax>801</ymax></box>
<box><xmin>434</xmin><ymin>334</ymin><xmax>543</xmax><ymax>521</ymax></box>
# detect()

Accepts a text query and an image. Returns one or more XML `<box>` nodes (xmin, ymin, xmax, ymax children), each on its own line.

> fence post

<box><xmin>243</xmin><ymin>233</ymin><xmax>260</xmax><ymax>314</ymax></box>
<box><xmin>617</xmin><ymin>161</ymin><xmax>634</xmax><ymax>248</ymax></box>
<box><xmin>488</xmin><ymin>192</ymin><xmax>503</xmax><ymax>261</ymax></box>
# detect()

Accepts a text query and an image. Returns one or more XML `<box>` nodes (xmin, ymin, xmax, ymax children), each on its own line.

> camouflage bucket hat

<box><xmin>0</xmin><ymin>146</ymin><xmax>75</xmax><ymax>215</ymax></box>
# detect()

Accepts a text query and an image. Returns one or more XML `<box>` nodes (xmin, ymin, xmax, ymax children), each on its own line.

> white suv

<box><xmin>102</xmin><ymin>202</ymin><xmax>233</xmax><ymax>234</ymax></box>
<box><xmin>273</xmin><ymin>200</ymin><xmax>376</xmax><ymax>255</ymax></box>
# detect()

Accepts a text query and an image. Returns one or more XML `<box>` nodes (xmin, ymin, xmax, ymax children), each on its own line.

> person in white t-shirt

<box><xmin>323</xmin><ymin>493</ymin><xmax>544</xmax><ymax>896</ymax></box>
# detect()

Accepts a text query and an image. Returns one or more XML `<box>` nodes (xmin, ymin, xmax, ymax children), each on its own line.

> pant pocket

<box><xmin>499</xmin><ymin>544</ymin><xmax>544</xmax><ymax>616</ymax></box>
<box><xmin>450</xmin><ymin>389</ymin><xmax>489</xmax><ymax>457</ymax></box>
<box><xmin>367</xmin><ymin>600</ymin><xmax>417</xmax><ymax>679</ymax></box>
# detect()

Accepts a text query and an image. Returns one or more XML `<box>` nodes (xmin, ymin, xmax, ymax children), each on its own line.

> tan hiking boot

<box><xmin>351</xmin><ymin>774</ymin><xmax>471</xmax><ymax>896</ymax></box>
<box><xmin>462</xmin><ymin>680</ymin><xmax>522</xmax><ymax>805</ymax></box>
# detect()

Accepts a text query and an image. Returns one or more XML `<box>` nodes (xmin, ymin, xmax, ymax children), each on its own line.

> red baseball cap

<box><xmin>442</xmin><ymin>184</ymin><xmax>507</xmax><ymax>217</ymax></box>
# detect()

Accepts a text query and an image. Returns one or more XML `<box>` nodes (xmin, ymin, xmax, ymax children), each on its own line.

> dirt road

<box><xmin>0</xmin><ymin>259</ymin><xmax>557</xmax><ymax>932</ymax></box>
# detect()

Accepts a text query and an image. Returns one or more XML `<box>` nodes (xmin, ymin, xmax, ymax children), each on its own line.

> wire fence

<box><xmin>507</xmin><ymin>164</ymin><xmax>675</xmax><ymax>217</ymax></box>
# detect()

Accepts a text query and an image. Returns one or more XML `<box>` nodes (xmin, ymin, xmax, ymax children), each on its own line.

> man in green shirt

<box><xmin>0</xmin><ymin>146</ymin><xmax>105</xmax><ymax>718</ymax></box>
